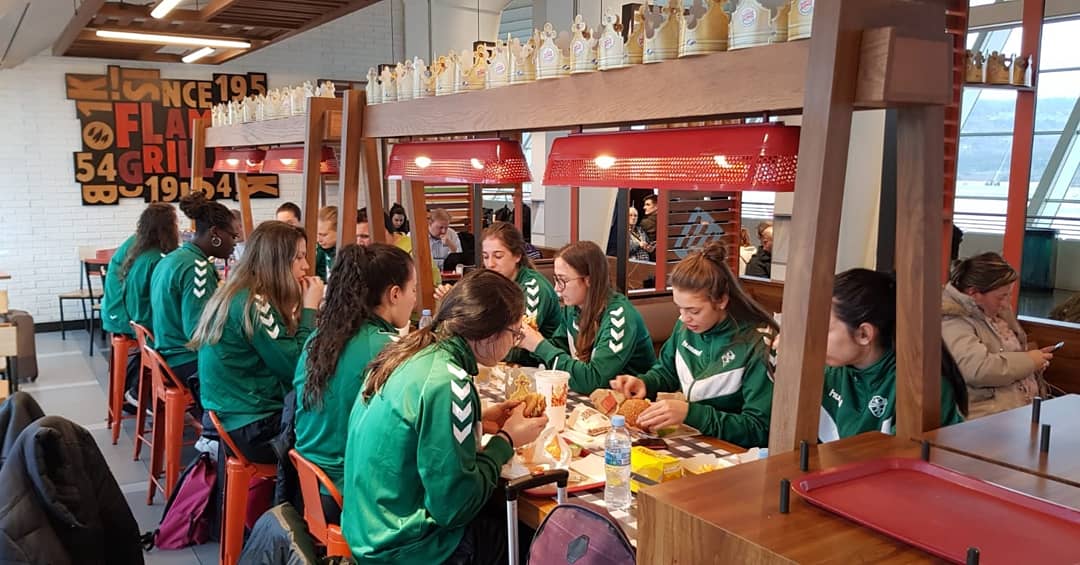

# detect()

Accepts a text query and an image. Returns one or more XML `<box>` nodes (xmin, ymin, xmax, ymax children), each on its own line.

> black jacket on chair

<box><xmin>0</xmin><ymin>416</ymin><xmax>144</xmax><ymax>565</ymax></box>
<box><xmin>0</xmin><ymin>392</ymin><xmax>44</xmax><ymax>470</ymax></box>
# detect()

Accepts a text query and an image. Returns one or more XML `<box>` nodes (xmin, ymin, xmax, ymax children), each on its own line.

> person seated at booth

<box><xmin>191</xmin><ymin>221</ymin><xmax>324</xmax><ymax>465</ymax></box>
<box><xmin>519</xmin><ymin>241</ymin><xmax>656</xmax><ymax>394</ymax></box>
<box><xmin>427</xmin><ymin>208</ymin><xmax>461</xmax><ymax>271</ymax></box>
<box><xmin>342</xmin><ymin>270</ymin><xmax>547</xmax><ymax>564</ymax></box>
<box><xmin>151</xmin><ymin>193</ymin><xmax>239</xmax><ymax>407</ymax></box>
<box><xmin>609</xmin><ymin>243</ymin><xmax>776</xmax><ymax>448</ymax></box>
<box><xmin>819</xmin><ymin>268</ymin><xmax>966</xmax><ymax>441</ymax></box>
<box><xmin>744</xmin><ymin>221</ymin><xmax>773</xmax><ymax>279</ymax></box>
<box><xmin>293</xmin><ymin>243</ymin><xmax>415</xmax><ymax>524</ymax></box>
<box><xmin>276</xmin><ymin>202</ymin><xmax>302</xmax><ymax>227</ymax></box>
<box><xmin>315</xmin><ymin>206</ymin><xmax>338</xmax><ymax>282</ymax></box>
<box><xmin>943</xmin><ymin>252</ymin><xmax>1055</xmax><ymax>419</ymax></box>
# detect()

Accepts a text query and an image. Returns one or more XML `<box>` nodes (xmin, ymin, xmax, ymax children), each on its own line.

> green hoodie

<box><xmin>533</xmin><ymin>292</ymin><xmax>657</xmax><ymax>394</ymax></box>
<box><xmin>149</xmin><ymin>242</ymin><xmax>220</xmax><ymax>367</ymax></box>
<box><xmin>101</xmin><ymin>236</ymin><xmax>136</xmax><ymax>336</ymax></box>
<box><xmin>198</xmin><ymin>289</ymin><xmax>316</xmax><ymax>431</ymax></box>
<box><xmin>505</xmin><ymin>266</ymin><xmax>561</xmax><ymax>365</ymax></box>
<box><xmin>293</xmin><ymin>316</ymin><xmax>398</xmax><ymax>493</ymax></box>
<box><xmin>342</xmin><ymin>336</ymin><xmax>514</xmax><ymax>564</ymax></box>
<box><xmin>316</xmin><ymin>245</ymin><xmax>336</xmax><ymax>282</ymax></box>
<box><xmin>639</xmin><ymin>318</ymin><xmax>774</xmax><ymax>448</ymax></box>
<box><xmin>116</xmin><ymin>248</ymin><xmax>168</xmax><ymax>334</ymax></box>
<box><xmin>819</xmin><ymin>349</ymin><xmax>965</xmax><ymax>442</ymax></box>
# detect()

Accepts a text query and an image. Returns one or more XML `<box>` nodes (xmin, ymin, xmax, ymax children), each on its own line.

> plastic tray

<box><xmin>792</xmin><ymin>458</ymin><xmax>1080</xmax><ymax>564</ymax></box>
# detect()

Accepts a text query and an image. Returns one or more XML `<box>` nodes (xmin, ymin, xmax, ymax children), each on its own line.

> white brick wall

<box><xmin>0</xmin><ymin>2</ymin><xmax>403</xmax><ymax>324</ymax></box>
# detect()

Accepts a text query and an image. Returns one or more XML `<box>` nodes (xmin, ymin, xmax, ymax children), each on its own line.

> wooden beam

<box><xmin>410</xmin><ymin>181</ymin><xmax>437</xmax><ymax>313</ymax></box>
<box><xmin>302</xmin><ymin>97</ymin><xmax>337</xmax><ymax>273</ymax></box>
<box><xmin>363</xmin><ymin>136</ymin><xmax>387</xmax><ymax>246</ymax></box>
<box><xmin>53</xmin><ymin>0</ymin><xmax>107</xmax><ymax>56</ymax></box>
<box><xmin>236</xmin><ymin>173</ymin><xmax>254</xmax><ymax>238</ymax></box>
<box><xmin>336</xmin><ymin>90</ymin><xmax>364</xmax><ymax>248</ymax></box>
<box><xmin>190</xmin><ymin>118</ymin><xmax>208</xmax><ymax>198</ymax></box>
<box><xmin>200</xmin><ymin>0</ymin><xmax>242</xmax><ymax>21</ymax></box>
<box><xmin>205</xmin><ymin>111</ymin><xmax>342</xmax><ymax>147</ymax></box>
<box><xmin>96</xmin><ymin>4</ymin><xmax>203</xmax><ymax>22</ymax></box>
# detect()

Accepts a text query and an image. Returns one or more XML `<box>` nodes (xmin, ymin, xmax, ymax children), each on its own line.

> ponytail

<box><xmin>670</xmin><ymin>241</ymin><xmax>779</xmax><ymax>339</ymax></box>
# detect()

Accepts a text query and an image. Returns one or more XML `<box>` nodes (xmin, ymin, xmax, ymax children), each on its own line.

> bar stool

<box><xmin>142</xmin><ymin>345</ymin><xmax>202</xmax><ymax>504</ymax></box>
<box><xmin>288</xmin><ymin>450</ymin><xmax>350</xmax><ymax>558</ymax></box>
<box><xmin>207</xmin><ymin>411</ymin><xmax>277</xmax><ymax>565</ymax></box>
<box><xmin>106</xmin><ymin>333</ymin><xmax>137</xmax><ymax>445</ymax></box>
<box><xmin>130</xmin><ymin>322</ymin><xmax>155</xmax><ymax>461</ymax></box>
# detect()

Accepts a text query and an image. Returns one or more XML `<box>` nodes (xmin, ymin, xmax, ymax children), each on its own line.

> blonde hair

<box><xmin>318</xmin><ymin>206</ymin><xmax>338</xmax><ymax>226</ymax></box>
<box><xmin>189</xmin><ymin>221</ymin><xmax>306</xmax><ymax>348</ymax></box>
<box><xmin>429</xmin><ymin>208</ymin><xmax>451</xmax><ymax>224</ymax></box>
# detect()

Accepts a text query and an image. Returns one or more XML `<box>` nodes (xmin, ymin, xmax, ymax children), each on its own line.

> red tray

<box><xmin>792</xmin><ymin>458</ymin><xmax>1080</xmax><ymax>564</ymax></box>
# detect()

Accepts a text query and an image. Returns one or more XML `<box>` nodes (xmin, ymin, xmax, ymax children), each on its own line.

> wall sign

<box><xmin>65</xmin><ymin>65</ymin><xmax>280</xmax><ymax>205</ymax></box>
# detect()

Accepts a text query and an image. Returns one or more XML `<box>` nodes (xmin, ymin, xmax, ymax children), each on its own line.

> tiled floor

<box><xmin>18</xmin><ymin>331</ymin><xmax>218</xmax><ymax>564</ymax></box>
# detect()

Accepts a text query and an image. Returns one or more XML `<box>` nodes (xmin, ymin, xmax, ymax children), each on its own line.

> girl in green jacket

<box><xmin>101</xmin><ymin>203</ymin><xmax>179</xmax><ymax>400</ymax></box>
<box><xmin>343</xmin><ymin>270</ymin><xmax>548</xmax><ymax>565</ymax></box>
<box><xmin>818</xmin><ymin>269</ymin><xmax>966</xmax><ymax>442</ymax></box>
<box><xmin>293</xmin><ymin>243</ymin><xmax>416</xmax><ymax>524</ymax></box>
<box><xmin>191</xmin><ymin>221</ymin><xmax>325</xmax><ymax>464</ymax></box>
<box><xmin>518</xmin><ymin>241</ymin><xmax>656</xmax><ymax>394</ymax></box>
<box><xmin>150</xmin><ymin>193</ymin><xmax>239</xmax><ymax>399</ymax></box>
<box><xmin>611</xmin><ymin>242</ymin><xmax>778</xmax><ymax>448</ymax></box>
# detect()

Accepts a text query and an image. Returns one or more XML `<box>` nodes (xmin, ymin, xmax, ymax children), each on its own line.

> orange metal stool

<box><xmin>208</xmin><ymin>411</ymin><xmax>277</xmax><ymax>565</ymax></box>
<box><xmin>288</xmin><ymin>449</ymin><xmax>351</xmax><ymax>558</ymax></box>
<box><xmin>107</xmin><ymin>334</ymin><xmax>137</xmax><ymax>445</ymax></box>
<box><xmin>142</xmin><ymin>345</ymin><xmax>202</xmax><ymax>504</ymax></box>
<box><xmin>130</xmin><ymin>322</ymin><xmax>155</xmax><ymax>461</ymax></box>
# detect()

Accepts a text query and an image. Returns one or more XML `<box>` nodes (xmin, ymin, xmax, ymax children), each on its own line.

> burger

<box><xmin>520</xmin><ymin>392</ymin><xmax>547</xmax><ymax>418</ymax></box>
<box><xmin>616</xmin><ymin>398</ymin><xmax>651</xmax><ymax>430</ymax></box>
<box><xmin>522</xmin><ymin>314</ymin><xmax>539</xmax><ymax>331</ymax></box>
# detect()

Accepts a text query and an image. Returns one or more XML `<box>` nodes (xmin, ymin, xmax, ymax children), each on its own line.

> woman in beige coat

<box><xmin>942</xmin><ymin>253</ymin><xmax>1056</xmax><ymax>419</ymax></box>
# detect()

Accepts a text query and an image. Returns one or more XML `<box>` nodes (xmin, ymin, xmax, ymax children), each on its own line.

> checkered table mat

<box><xmin>480</xmin><ymin>384</ymin><xmax>733</xmax><ymax>543</ymax></box>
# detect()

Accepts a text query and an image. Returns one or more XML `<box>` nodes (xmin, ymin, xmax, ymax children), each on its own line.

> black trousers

<box><xmin>211</xmin><ymin>412</ymin><xmax>283</xmax><ymax>540</ymax></box>
<box><xmin>170</xmin><ymin>360</ymin><xmax>201</xmax><ymax>417</ymax></box>
<box><xmin>124</xmin><ymin>347</ymin><xmax>142</xmax><ymax>395</ymax></box>
<box><xmin>443</xmin><ymin>486</ymin><xmax>509</xmax><ymax>565</ymax></box>
<box><xmin>320</xmin><ymin>493</ymin><xmax>342</xmax><ymax>526</ymax></box>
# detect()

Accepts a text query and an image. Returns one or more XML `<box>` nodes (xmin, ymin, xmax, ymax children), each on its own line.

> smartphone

<box><xmin>1052</xmin><ymin>341</ymin><xmax>1065</xmax><ymax>352</ymax></box>
<box><xmin>634</xmin><ymin>437</ymin><xmax>669</xmax><ymax>450</ymax></box>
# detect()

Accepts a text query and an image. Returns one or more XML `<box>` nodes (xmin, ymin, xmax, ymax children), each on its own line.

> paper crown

<box><xmin>787</xmin><ymin>0</ymin><xmax>813</xmax><ymax>41</ymax></box>
<box><xmin>964</xmin><ymin>50</ymin><xmax>984</xmax><ymax>83</ymax></box>
<box><xmin>411</xmin><ymin>57</ymin><xmax>435</xmax><ymax>98</ymax></box>
<box><xmin>597</xmin><ymin>8</ymin><xmax>644</xmax><ymax>70</ymax></box>
<box><xmin>434</xmin><ymin>53</ymin><xmax>458</xmax><ymax>96</ymax></box>
<box><xmin>679</xmin><ymin>0</ymin><xmax>731</xmax><ymax>57</ymax></box>
<box><xmin>455</xmin><ymin>44</ymin><xmax>489</xmax><ymax>92</ymax></box>
<box><xmin>395</xmin><ymin>61</ymin><xmax>414</xmax><ymax>102</ymax></box>
<box><xmin>366</xmin><ymin>68</ymin><xmax>381</xmax><ymax>104</ymax></box>
<box><xmin>569</xmin><ymin>15</ymin><xmax>598</xmax><ymax>73</ymax></box>
<box><xmin>510</xmin><ymin>34</ymin><xmax>538</xmax><ymax>83</ymax></box>
<box><xmin>1012</xmin><ymin>54</ymin><xmax>1030</xmax><ymax>86</ymax></box>
<box><xmin>486</xmin><ymin>38</ymin><xmax>512</xmax><ymax>88</ymax></box>
<box><xmin>536</xmin><ymin>23</ymin><xmax>571</xmax><ymax>79</ymax></box>
<box><xmin>730</xmin><ymin>0</ymin><xmax>789</xmax><ymax>50</ymax></box>
<box><xmin>379</xmin><ymin>66</ymin><xmax>398</xmax><ymax>103</ymax></box>
<box><xmin>985</xmin><ymin>51</ymin><xmax>1012</xmax><ymax>85</ymax></box>
<box><xmin>643</xmin><ymin>3</ymin><xmax>681</xmax><ymax>63</ymax></box>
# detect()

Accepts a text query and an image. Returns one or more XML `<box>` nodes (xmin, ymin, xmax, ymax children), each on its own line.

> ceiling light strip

<box><xmin>94</xmin><ymin>30</ymin><xmax>252</xmax><ymax>49</ymax></box>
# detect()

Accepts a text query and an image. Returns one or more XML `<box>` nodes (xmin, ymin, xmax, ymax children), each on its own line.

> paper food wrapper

<box><xmin>567</xmin><ymin>405</ymin><xmax>612</xmax><ymax>436</ymax></box>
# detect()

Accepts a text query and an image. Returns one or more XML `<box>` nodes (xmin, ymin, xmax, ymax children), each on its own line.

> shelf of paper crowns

<box><xmin>365</xmin><ymin>0</ymin><xmax>813</xmax><ymax>106</ymax></box>
<box><xmin>964</xmin><ymin>49</ymin><xmax>1032</xmax><ymax>88</ymax></box>
<box><xmin>209</xmin><ymin>81</ymin><xmax>338</xmax><ymax>127</ymax></box>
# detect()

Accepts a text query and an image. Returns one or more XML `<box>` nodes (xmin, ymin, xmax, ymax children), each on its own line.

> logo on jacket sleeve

<box><xmin>193</xmin><ymin>259</ymin><xmax>209</xmax><ymax>298</ymax></box>
<box><xmin>524</xmin><ymin>278</ymin><xmax>541</xmax><ymax>318</ymax></box>
<box><xmin>868</xmin><ymin>395</ymin><xmax>888</xmax><ymax>418</ymax></box>
<box><xmin>255</xmin><ymin>297</ymin><xmax>279</xmax><ymax>339</ymax></box>
<box><xmin>607</xmin><ymin>306</ymin><xmax>626</xmax><ymax>353</ymax></box>
<box><xmin>447</xmin><ymin>363</ymin><xmax>475</xmax><ymax>445</ymax></box>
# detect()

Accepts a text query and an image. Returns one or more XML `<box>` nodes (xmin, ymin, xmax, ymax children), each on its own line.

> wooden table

<box><xmin>637</xmin><ymin>432</ymin><xmax>1080</xmax><ymax>564</ymax></box>
<box><xmin>925</xmin><ymin>394</ymin><xmax>1080</xmax><ymax>488</ymax></box>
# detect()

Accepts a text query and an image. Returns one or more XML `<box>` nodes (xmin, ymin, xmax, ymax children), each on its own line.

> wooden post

<box><xmin>302</xmin><ymin>97</ymin><xmax>335</xmax><ymax>272</ymax></box>
<box><xmin>336</xmin><ymin>90</ymin><xmax>364</xmax><ymax>247</ymax></box>
<box><xmin>472</xmin><ymin>184</ymin><xmax>484</xmax><ymax>267</ymax></box>
<box><xmin>514</xmin><ymin>183</ymin><xmax>524</xmax><ymax>232</ymax></box>
<box><xmin>570</xmin><ymin>186</ymin><xmax>580</xmax><ymax>242</ymax></box>
<box><xmin>654</xmin><ymin>191</ymin><xmax>670</xmax><ymax>292</ymax></box>
<box><xmin>235</xmin><ymin>173</ymin><xmax>253</xmax><ymax>238</ymax></box>
<box><xmin>190</xmin><ymin>118</ymin><xmax>208</xmax><ymax>233</ymax></box>
<box><xmin>364</xmin><ymin>138</ymin><xmax>388</xmax><ymax>245</ymax></box>
<box><xmin>410</xmin><ymin>180</ymin><xmax>437</xmax><ymax>313</ymax></box>
<box><xmin>895</xmin><ymin>104</ymin><xmax>944</xmax><ymax>439</ymax></box>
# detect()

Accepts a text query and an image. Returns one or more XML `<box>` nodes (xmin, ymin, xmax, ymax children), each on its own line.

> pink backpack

<box><xmin>145</xmin><ymin>453</ymin><xmax>216</xmax><ymax>550</ymax></box>
<box><xmin>527</xmin><ymin>502</ymin><xmax>636</xmax><ymax>565</ymax></box>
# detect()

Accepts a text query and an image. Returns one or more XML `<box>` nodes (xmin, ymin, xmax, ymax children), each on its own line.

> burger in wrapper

<box><xmin>616</xmin><ymin>398</ymin><xmax>651</xmax><ymax>430</ymax></box>
<box><xmin>589</xmin><ymin>389</ymin><xmax>626</xmax><ymax>416</ymax></box>
<box><xmin>518</xmin><ymin>392</ymin><xmax>547</xmax><ymax>418</ymax></box>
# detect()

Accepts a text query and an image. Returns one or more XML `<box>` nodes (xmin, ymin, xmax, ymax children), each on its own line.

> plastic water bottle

<box><xmin>418</xmin><ymin>309</ymin><xmax>433</xmax><ymax>330</ymax></box>
<box><xmin>604</xmin><ymin>415</ymin><xmax>632</xmax><ymax>512</ymax></box>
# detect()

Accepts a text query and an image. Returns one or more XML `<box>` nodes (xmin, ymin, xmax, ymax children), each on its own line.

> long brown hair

<box><xmin>670</xmin><ymin>241</ymin><xmax>778</xmax><ymax>341</ymax></box>
<box><xmin>949</xmin><ymin>252</ymin><xmax>1017</xmax><ymax>294</ymax></box>
<box><xmin>303</xmin><ymin>244</ymin><xmax>413</xmax><ymax>410</ymax></box>
<box><xmin>362</xmin><ymin>269</ymin><xmax>524</xmax><ymax>401</ymax></box>
<box><xmin>120</xmin><ymin>203</ymin><xmax>179</xmax><ymax>282</ymax></box>
<box><xmin>557</xmin><ymin>241</ymin><xmax>610</xmax><ymax>362</ymax></box>
<box><xmin>189</xmin><ymin>221</ymin><xmax>306</xmax><ymax>348</ymax></box>
<box><xmin>483</xmin><ymin>221</ymin><xmax>534</xmax><ymax>271</ymax></box>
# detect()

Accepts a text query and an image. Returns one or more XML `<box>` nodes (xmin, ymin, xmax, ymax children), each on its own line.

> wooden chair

<box><xmin>57</xmin><ymin>247</ymin><xmax>104</xmax><ymax>345</ymax></box>
<box><xmin>130</xmin><ymin>322</ymin><xmax>155</xmax><ymax>461</ymax></box>
<box><xmin>142</xmin><ymin>345</ymin><xmax>202</xmax><ymax>504</ymax></box>
<box><xmin>208</xmin><ymin>411</ymin><xmax>278</xmax><ymax>565</ymax></box>
<box><xmin>288</xmin><ymin>449</ymin><xmax>351</xmax><ymax>558</ymax></box>
<box><xmin>106</xmin><ymin>333</ymin><xmax>137</xmax><ymax>445</ymax></box>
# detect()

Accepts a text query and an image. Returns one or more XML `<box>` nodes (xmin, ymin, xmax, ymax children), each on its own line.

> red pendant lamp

<box><xmin>543</xmin><ymin>124</ymin><xmax>800</xmax><ymax>191</ymax></box>
<box><xmin>262</xmin><ymin>146</ymin><xmax>340</xmax><ymax>175</ymax></box>
<box><xmin>212</xmin><ymin>149</ymin><xmax>266</xmax><ymax>173</ymax></box>
<box><xmin>386</xmin><ymin>139</ymin><xmax>532</xmax><ymax>184</ymax></box>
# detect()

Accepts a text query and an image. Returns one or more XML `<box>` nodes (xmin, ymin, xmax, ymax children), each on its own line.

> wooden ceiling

<box><xmin>54</xmin><ymin>0</ymin><xmax>380</xmax><ymax>65</ymax></box>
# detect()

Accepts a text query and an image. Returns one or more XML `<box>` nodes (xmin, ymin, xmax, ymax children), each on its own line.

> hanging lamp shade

<box><xmin>386</xmin><ymin>139</ymin><xmax>532</xmax><ymax>184</ymax></box>
<box><xmin>212</xmin><ymin>149</ymin><xmax>266</xmax><ymax>173</ymax></box>
<box><xmin>543</xmin><ymin>124</ymin><xmax>800</xmax><ymax>191</ymax></box>
<box><xmin>262</xmin><ymin>146</ymin><xmax>339</xmax><ymax>175</ymax></box>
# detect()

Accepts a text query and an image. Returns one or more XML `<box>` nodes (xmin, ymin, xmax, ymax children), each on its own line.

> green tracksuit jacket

<box><xmin>198</xmin><ymin>289</ymin><xmax>316</xmax><ymax>431</ymax></box>
<box><xmin>115</xmin><ymin>248</ymin><xmax>168</xmax><ymax>334</ymax></box>
<box><xmin>342</xmin><ymin>336</ymin><xmax>514</xmax><ymax>564</ymax></box>
<box><xmin>639</xmin><ymin>318</ymin><xmax>774</xmax><ymax>448</ymax></box>
<box><xmin>819</xmin><ymin>349</ymin><xmax>965</xmax><ymax>442</ymax></box>
<box><xmin>293</xmin><ymin>316</ymin><xmax>398</xmax><ymax>493</ymax></box>
<box><xmin>315</xmin><ymin>245</ymin><xmax>336</xmax><ymax>282</ymax></box>
<box><xmin>506</xmin><ymin>266</ymin><xmax>561</xmax><ymax>365</ymax></box>
<box><xmin>101</xmin><ymin>236</ymin><xmax>136</xmax><ymax>336</ymax></box>
<box><xmin>149</xmin><ymin>242</ymin><xmax>219</xmax><ymax>368</ymax></box>
<box><xmin>533</xmin><ymin>292</ymin><xmax>656</xmax><ymax>394</ymax></box>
